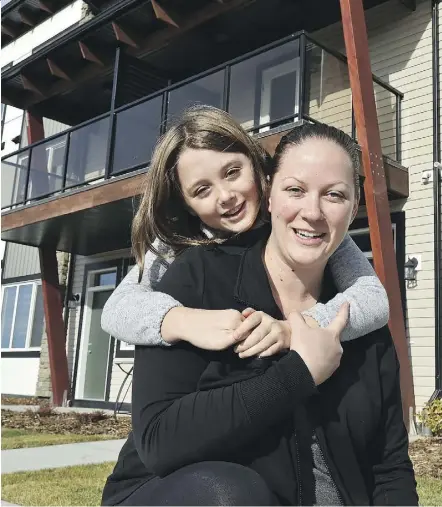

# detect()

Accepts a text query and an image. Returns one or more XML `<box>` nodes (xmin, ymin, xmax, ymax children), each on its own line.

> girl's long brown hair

<box><xmin>131</xmin><ymin>106</ymin><xmax>272</xmax><ymax>276</ymax></box>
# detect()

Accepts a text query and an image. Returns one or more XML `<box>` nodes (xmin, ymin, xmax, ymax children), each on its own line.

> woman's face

<box><xmin>177</xmin><ymin>148</ymin><xmax>260</xmax><ymax>233</ymax></box>
<box><xmin>268</xmin><ymin>137</ymin><xmax>358</xmax><ymax>270</ymax></box>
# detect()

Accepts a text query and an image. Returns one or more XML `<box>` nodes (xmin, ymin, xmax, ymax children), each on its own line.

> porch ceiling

<box><xmin>1</xmin><ymin>129</ymin><xmax>409</xmax><ymax>256</ymax></box>
<box><xmin>1</xmin><ymin>0</ymin><xmax>394</xmax><ymax>125</ymax></box>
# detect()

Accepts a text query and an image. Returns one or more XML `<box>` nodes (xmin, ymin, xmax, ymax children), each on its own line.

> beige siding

<box><xmin>314</xmin><ymin>0</ymin><xmax>436</xmax><ymax>411</ymax></box>
<box><xmin>2</xmin><ymin>243</ymin><xmax>40</xmax><ymax>279</ymax></box>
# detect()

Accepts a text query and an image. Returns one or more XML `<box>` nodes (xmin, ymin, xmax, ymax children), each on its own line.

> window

<box><xmin>1</xmin><ymin>282</ymin><xmax>44</xmax><ymax>350</ymax></box>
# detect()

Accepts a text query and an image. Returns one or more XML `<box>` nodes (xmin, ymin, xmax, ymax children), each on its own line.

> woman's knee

<box><xmin>169</xmin><ymin>461</ymin><xmax>276</xmax><ymax>506</ymax></box>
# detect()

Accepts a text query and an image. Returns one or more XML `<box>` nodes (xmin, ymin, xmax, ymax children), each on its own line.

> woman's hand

<box><xmin>233</xmin><ymin>308</ymin><xmax>291</xmax><ymax>358</ymax></box>
<box><xmin>161</xmin><ymin>307</ymin><xmax>244</xmax><ymax>350</ymax></box>
<box><xmin>289</xmin><ymin>304</ymin><xmax>349</xmax><ymax>385</ymax></box>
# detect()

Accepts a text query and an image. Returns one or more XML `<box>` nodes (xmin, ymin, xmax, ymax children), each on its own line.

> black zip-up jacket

<box><xmin>102</xmin><ymin>226</ymin><xmax>417</xmax><ymax>506</ymax></box>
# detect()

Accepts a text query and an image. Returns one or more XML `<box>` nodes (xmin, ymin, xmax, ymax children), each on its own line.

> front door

<box><xmin>76</xmin><ymin>268</ymin><xmax>116</xmax><ymax>401</ymax></box>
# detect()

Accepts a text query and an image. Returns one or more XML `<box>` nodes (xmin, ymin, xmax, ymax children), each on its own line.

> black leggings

<box><xmin>117</xmin><ymin>461</ymin><xmax>279</xmax><ymax>506</ymax></box>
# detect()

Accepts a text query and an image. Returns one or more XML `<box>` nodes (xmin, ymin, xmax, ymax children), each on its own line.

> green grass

<box><xmin>1</xmin><ymin>462</ymin><xmax>441</xmax><ymax>507</ymax></box>
<box><xmin>1</xmin><ymin>428</ymin><xmax>117</xmax><ymax>450</ymax></box>
<box><xmin>417</xmin><ymin>476</ymin><xmax>442</xmax><ymax>506</ymax></box>
<box><xmin>1</xmin><ymin>462</ymin><xmax>116</xmax><ymax>506</ymax></box>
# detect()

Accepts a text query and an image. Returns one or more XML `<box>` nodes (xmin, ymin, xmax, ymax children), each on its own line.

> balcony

<box><xmin>1</xmin><ymin>32</ymin><xmax>408</xmax><ymax>255</ymax></box>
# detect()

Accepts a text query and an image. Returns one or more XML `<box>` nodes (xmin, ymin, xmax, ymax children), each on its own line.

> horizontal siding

<box><xmin>2</xmin><ymin>243</ymin><xmax>40</xmax><ymax>279</ymax></box>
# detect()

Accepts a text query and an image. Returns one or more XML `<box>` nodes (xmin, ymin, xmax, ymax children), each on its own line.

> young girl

<box><xmin>101</xmin><ymin>105</ymin><xmax>389</xmax><ymax>355</ymax></box>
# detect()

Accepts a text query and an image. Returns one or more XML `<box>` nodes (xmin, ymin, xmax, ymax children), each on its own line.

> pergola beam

<box><xmin>78</xmin><ymin>41</ymin><xmax>106</xmax><ymax>66</ymax></box>
<box><xmin>18</xmin><ymin>7</ymin><xmax>39</xmax><ymax>27</ymax></box>
<box><xmin>1</xmin><ymin>22</ymin><xmax>18</xmax><ymax>38</ymax></box>
<box><xmin>21</xmin><ymin>74</ymin><xmax>46</xmax><ymax>96</ymax></box>
<box><xmin>339</xmin><ymin>0</ymin><xmax>415</xmax><ymax>427</ymax></box>
<box><xmin>47</xmin><ymin>58</ymin><xmax>72</xmax><ymax>81</ymax></box>
<box><xmin>151</xmin><ymin>0</ymin><xmax>180</xmax><ymax>28</ymax></box>
<box><xmin>112</xmin><ymin>21</ymin><xmax>142</xmax><ymax>48</ymax></box>
<box><xmin>38</xmin><ymin>0</ymin><xmax>55</xmax><ymax>14</ymax></box>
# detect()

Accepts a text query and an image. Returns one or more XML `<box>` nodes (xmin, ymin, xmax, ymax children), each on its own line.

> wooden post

<box><xmin>26</xmin><ymin>111</ymin><xmax>70</xmax><ymax>406</ymax></box>
<box><xmin>339</xmin><ymin>0</ymin><xmax>415</xmax><ymax>426</ymax></box>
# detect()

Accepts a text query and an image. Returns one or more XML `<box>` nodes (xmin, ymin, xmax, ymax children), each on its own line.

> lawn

<box><xmin>1</xmin><ymin>428</ymin><xmax>118</xmax><ymax>450</ymax></box>
<box><xmin>1</xmin><ymin>462</ymin><xmax>115</xmax><ymax>506</ymax></box>
<box><xmin>1</xmin><ymin>463</ymin><xmax>441</xmax><ymax>506</ymax></box>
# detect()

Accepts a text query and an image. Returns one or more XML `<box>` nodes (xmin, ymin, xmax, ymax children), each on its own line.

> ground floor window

<box><xmin>1</xmin><ymin>281</ymin><xmax>44</xmax><ymax>350</ymax></box>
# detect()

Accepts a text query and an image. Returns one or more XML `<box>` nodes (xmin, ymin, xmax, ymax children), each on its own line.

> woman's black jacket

<box><xmin>102</xmin><ymin>226</ymin><xmax>417</xmax><ymax>506</ymax></box>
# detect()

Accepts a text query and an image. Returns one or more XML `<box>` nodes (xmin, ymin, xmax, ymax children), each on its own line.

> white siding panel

<box><xmin>1</xmin><ymin>357</ymin><xmax>39</xmax><ymax>396</ymax></box>
<box><xmin>3</xmin><ymin>243</ymin><xmax>40</xmax><ymax>279</ymax></box>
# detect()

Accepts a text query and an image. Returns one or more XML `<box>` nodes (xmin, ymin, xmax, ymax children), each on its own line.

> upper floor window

<box><xmin>1</xmin><ymin>281</ymin><xmax>44</xmax><ymax>351</ymax></box>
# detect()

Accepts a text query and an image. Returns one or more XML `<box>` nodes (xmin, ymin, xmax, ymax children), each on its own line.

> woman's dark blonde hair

<box><xmin>273</xmin><ymin>122</ymin><xmax>361</xmax><ymax>201</ymax></box>
<box><xmin>132</xmin><ymin>105</ymin><xmax>272</xmax><ymax>274</ymax></box>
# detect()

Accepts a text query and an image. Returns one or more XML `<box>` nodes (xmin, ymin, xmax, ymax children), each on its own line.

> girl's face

<box><xmin>177</xmin><ymin>148</ymin><xmax>260</xmax><ymax>233</ymax></box>
<box><xmin>268</xmin><ymin>137</ymin><xmax>358</xmax><ymax>270</ymax></box>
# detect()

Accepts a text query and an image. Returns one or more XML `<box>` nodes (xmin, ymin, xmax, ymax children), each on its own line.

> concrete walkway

<box><xmin>1</xmin><ymin>438</ymin><xmax>125</xmax><ymax>474</ymax></box>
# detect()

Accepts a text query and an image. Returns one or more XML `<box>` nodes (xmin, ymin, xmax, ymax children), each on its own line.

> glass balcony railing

<box><xmin>1</xmin><ymin>31</ymin><xmax>403</xmax><ymax>211</ymax></box>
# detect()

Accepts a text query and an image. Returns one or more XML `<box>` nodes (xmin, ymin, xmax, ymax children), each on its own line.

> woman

<box><xmin>101</xmin><ymin>106</ymin><xmax>389</xmax><ymax>358</ymax></box>
<box><xmin>102</xmin><ymin>123</ymin><xmax>417</xmax><ymax>506</ymax></box>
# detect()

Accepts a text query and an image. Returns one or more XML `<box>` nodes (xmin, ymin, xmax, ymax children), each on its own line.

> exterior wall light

<box><xmin>404</xmin><ymin>257</ymin><xmax>419</xmax><ymax>284</ymax></box>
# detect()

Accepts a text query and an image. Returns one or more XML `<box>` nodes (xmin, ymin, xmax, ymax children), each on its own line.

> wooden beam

<box><xmin>39</xmin><ymin>248</ymin><xmax>71</xmax><ymax>407</ymax></box>
<box><xmin>26</xmin><ymin>111</ymin><xmax>70</xmax><ymax>408</ymax></box>
<box><xmin>1</xmin><ymin>22</ymin><xmax>18</xmax><ymax>38</ymax></box>
<box><xmin>151</xmin><ymin>0</ymin><xmax>180</xmax><ymax>28</ymax></box>
<box><xmin>18</xmin><ymin>7</ymin><xmax>39</xmax><ymax>27</ymax></box>
<box><xmin>38</xmin><ymin>0</ymin><xmax>54</xmax><ymax>14</ymax></box>
<box><xmin>339</xmin><ymin>0</ymin><xmax>415</xmax><ymax>427</ymax></box>
<box><xmin>47</xmin><ymin>58</ymin><xmax>72</xmax><ymax>81</ymax></box>
<box><xmin>2</xmin><ymin>173</ymin><xmax>146</xmax><ymax>232</ymax></box>
<box><xmin>112</xmin><ymin>21</ymin><xmax>142</xmax><ymax>48</ymax></box>
<box><xmin>21</xmin><ymin>74</ymin><xmax>46</xmax><ymax>96</ymax></box>
<box><xmin>78</xmin><ymin>41</ymin><xmax>106</xmax><ymax>66</ymax></box>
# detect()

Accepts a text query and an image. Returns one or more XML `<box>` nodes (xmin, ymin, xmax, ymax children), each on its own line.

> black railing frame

<box><xmin>2</xmin><ymin>30</ymin><xmax>404</xmax><ymax>211</ymax></box>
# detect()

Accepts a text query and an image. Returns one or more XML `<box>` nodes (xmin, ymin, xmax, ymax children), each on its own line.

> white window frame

<box><xmin>75</xmin><ymin>267</ymin><xmax>117</xmax><ymax>400</ymax></box>
<box><xmin>259</xmin><ymin>57</ymin><xmax>300</xmax><ymax>133</ymax></box>
<box><xmin>1</xmin><ymin>280</ymin><xmax>43</xmax><ymax>351</ymax></box>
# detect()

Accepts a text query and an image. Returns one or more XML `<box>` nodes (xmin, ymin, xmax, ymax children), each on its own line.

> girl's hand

<box><xmin>162</xmin><ymin>307</ymin><xmax>244</xmax><ymax>350</ymax></box>
<box><xmin>233</xmin><ymin>308</ymin><xmax>291</xmax><ymax>358</ymax></box>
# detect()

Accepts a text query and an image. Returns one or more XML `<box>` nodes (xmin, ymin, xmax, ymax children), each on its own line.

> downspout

<box><xmin>431</xmin><ymin>0</ymin><xmax>441</xmax><ymax>400</ymax></box>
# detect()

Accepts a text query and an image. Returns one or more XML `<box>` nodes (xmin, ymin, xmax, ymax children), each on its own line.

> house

<box><xmin>1</xmin><ymin>0</ymin><xmax>440</xmax><ymax>418</ymax></box>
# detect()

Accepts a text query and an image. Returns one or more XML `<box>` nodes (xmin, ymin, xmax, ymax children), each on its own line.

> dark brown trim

<box><xmin>39</xmin><ymin>247</ymin><xmax>70</xmax><ymax>406</ymax></box>
<box><xmin>2</xmin><ymin>273</ymin><xmax>41</xmax><ymax>284</ymax></box>
<box><xmin>1</xmin><ymin>172</ymin><xmax>145</xmax><ymax>232</ymax></box>
<box><xmin>1</xmin><ymin>350</ymin><xmax>41</xmax><ymax>358</ymax></box>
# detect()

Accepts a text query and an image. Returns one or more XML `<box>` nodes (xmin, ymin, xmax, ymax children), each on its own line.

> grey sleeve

<box><xmin>303</xmin><ymin>234</ymin><xmax>390</xmax><ymax>342</ymax></box>
<box><xmin>101</xmin><ymin>240</ymin><xmax>182</xmax><ymax>346</ymax></box>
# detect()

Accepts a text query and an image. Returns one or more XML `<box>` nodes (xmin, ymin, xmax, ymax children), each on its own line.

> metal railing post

<box><xmin>298</xmin><ymin>33</ymin><xmax>306</xmax><ymax>121</ymax></box>
<box><xmin>61</xmin><ymin>132</ymin><xmax>71</xmax><ymax>192</ymax></box>
<box><xmin>223</xmin><ymin>65</ymin><xmax>231</xmax><ymax>112</ymax></box>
